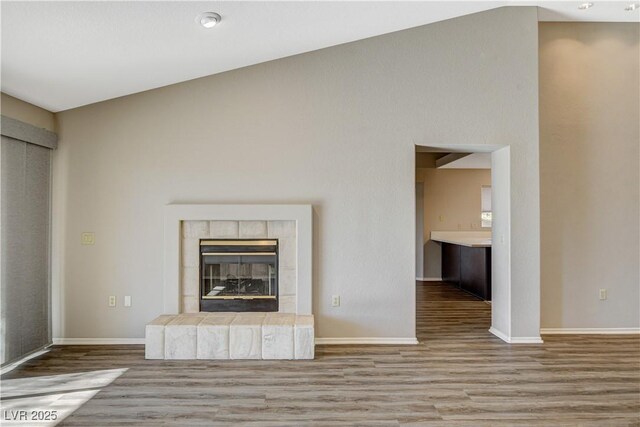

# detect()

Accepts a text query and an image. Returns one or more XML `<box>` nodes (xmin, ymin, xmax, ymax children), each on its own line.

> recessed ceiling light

<box><xmin>578</xmin><ymin>2</ymin><xmax>594</xmax><ymax>9</ymax></box>
<box><xmin>197</xmin><ymin>12</ymin><xmax>221</xmax><ymax>29</ymax></box>
<box><xmin>625</xmin><ymin>3</ymin><xmax>639</xmax><ymax>10</ymax></box>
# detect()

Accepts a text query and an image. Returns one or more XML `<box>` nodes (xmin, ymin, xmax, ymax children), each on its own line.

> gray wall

<box><xmin>52</xmin><ymin>7</ymin><xmax>540</xmax><ymax>340</ymax></box>
<box><xmin>539</xmin><ymin>23</ymin><xmax>640</xmax><ymax>329</ymax></box>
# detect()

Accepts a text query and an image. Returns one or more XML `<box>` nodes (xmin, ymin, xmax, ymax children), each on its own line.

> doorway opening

<box><xmin>414</xmin><ymin>144</ymin><xmax>515</xmax><ymax>343</ymax></box>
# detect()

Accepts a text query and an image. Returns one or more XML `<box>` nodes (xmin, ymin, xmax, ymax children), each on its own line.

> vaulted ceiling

<box><xmin>2</xmin><ymin>1</ymin><xmax>637</xmax><ymax>112</ymax></box>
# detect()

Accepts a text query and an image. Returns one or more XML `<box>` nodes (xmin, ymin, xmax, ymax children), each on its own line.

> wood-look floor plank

<box><xmin>1</xmin><ymin>282</ymin><xmax>638</xmax><ymax>426</ymax></box>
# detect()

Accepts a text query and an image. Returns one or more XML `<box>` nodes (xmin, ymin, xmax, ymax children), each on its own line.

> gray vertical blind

<box><xmin>1</xmin><ymin>135</ymin><xmax>52</xmax><ymax>364</ymax></box>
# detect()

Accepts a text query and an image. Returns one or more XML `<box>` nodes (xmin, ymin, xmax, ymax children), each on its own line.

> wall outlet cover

<box><xmin>331</xmin><ymin>295</ymin><xmax>340</xmax><ymax>307</ymax></box>
<box><xmin>599</xmin><ymin>289</ymin><xmax>607</xmax><ymax>300</ymax></box>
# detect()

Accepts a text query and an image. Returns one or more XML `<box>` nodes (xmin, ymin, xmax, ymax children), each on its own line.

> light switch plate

<box><xmin>81</xmin><ymin>232</ymin><xmax>95</xmax><ymax>245</ymax></box>
<box><xmin>124</xmin><ymin>296</ymin><xmax>131</xmax><ymax>307</ymax></box>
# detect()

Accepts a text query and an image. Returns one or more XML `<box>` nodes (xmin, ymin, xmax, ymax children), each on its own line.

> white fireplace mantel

<box><xmin>163</xmin><ymin>204</ymin><xmax>313</xmax><ymax>315</ymax></box>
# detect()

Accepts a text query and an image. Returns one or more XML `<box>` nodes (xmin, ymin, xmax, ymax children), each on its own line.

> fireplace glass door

<box><xmin>199</xmin><ymin>240</ymin><xmax>278</xmax><ymax>312</ymax></box>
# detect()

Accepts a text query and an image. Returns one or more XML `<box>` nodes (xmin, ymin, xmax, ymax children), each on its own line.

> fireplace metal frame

<box><xmin>199</xmin><ymin>239</ymin><xmax>279</xmax><ymax>312</ymax></box>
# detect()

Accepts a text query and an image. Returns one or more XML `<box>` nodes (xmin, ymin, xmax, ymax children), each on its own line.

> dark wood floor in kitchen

<box><xmin>3</xmin><ymin>282</ymin><xmax>639</xmax><ymax>426</ymax></box>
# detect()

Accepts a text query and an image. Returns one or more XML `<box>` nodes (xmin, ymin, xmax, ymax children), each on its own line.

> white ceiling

<box><xmin>2</xmin><ymin>1</ymin><xmax>638</xmax><ymax>112</ymax></box>
<box><xmin>439</xmin><ymin>152</ymin><xmax>492</xmax><ymax>169</ymax></box>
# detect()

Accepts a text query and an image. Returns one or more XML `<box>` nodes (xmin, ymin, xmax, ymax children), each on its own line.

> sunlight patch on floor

<box><xmin>0</xmin><ymin>368</ymin><xmax>127</xmax><ymax>426</ymax></box>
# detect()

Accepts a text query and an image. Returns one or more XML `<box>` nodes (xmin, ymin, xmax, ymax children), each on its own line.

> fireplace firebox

<box><xmin>199</xmin><ymin>239</ymin><xmax>278</xmax><ymax>312</ymax></box>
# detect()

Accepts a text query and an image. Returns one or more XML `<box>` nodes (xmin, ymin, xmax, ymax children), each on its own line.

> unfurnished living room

<box><xmin>0</xmin><ymin>1</ymin><xmax>639</xmax><ymax>425</ymax></box>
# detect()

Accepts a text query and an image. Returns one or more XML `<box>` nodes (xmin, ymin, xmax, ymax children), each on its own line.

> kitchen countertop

<box><xmin>430</xmin><ymin>231</ymin><xmax>492</xmax><ymax>248</ymax></box>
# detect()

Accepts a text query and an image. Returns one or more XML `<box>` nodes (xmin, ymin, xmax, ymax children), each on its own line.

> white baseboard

<box><xmin>315</xmin><ymin>337</ymin><xmax>419</xmax><ymax>345</ymax></box>
<box><xmin>489</xmin><ymin>327</ymin><xmax>510</xmax><ymax>342</ymax></box>
<box><xmin>540</xmin><ymin>328</ymin><xmax>640</xmax><ymax>335</ymax></box>
<box><xmin>53</xmin><ymin>338</ymin><xmax>145</xmax><ymax>345</ymax></box>
<box><xmin>416</xmin><ymin>277</ymin><xmax>442</xmax><ymax>282</ymax></box>
<box><xmin>509</xmin><ymin>336</ymin><xmax>544</xmax><ymax>344</ymax></box>
<box><xmin>1</xmin><ymin>347</ymin><xmax>51</xmax><ymax>375</ymax></box>
<box><xmin>489</xmin><ymin>327</ymin><xmax>544</xmax><ymax>344</ymax></box>
<box><xmin>55</xmin><ymin>337</ymin><xmax>420</xmax><ymax>346</ymax></box>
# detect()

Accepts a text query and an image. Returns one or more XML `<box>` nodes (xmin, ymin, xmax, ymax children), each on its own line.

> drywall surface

<box><xmin>491</xmin><ymin>147</ymin><xmax>512</xmax><ymax>337</ymax></box>
<box><xmin>416</xmin><ymin>168</ymin><xmax>491</xmax><ymax>279</ymax></box>
<box><xmin>52</xmin><ymin>7</ymin><xmax>539</xmax><ymax>340</ymax></box>
<box><xmin>539</xmin><ymin>23</ymin><xmax>640</xmax><ymax>329</ymax></box>
<box><xmin>1</xmin><ymin>92</ymin><xmax>56</xmax><ymax>132</ymax></box>
<box><xmin>415</xmin><ymin>182</ymin><xmax>424</xmax><ymax>279</ymax></box>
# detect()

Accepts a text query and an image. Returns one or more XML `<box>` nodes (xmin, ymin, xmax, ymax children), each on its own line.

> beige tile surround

<box><xmin>181</xmin><ymin>220</ymin><xmax>297</xmax><ymax>314</ymax></box>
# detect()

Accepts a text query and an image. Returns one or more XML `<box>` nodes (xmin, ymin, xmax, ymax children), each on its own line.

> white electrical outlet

<box><xmin>108</xmin><ymin>295</ymin><xmax>116</xmax><ymax>307</ymax></box>
<box><xmin>599</xmin><ymin>289</ymin><xmax>607</xmax><ymax>300</ymax></box>
<box><xmin>124</xmin><ymin>296</ymin><xmax>131</xmax><ymax>307</ymax></box>
<box><xmin>331</xmin><ymin>295</ymin><xmax>340</xmax><ymax>307</ymax></box>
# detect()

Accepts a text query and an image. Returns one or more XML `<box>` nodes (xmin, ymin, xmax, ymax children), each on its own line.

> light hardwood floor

<box><xmin>2</xmin><ymin>282</ymin><xmax>639</xmax><ymax>426</ymax></box>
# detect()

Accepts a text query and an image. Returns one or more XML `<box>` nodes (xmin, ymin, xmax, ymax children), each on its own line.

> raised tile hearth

<box><xmin>146</xmin><ymin>312</ymin><xmax>314</xmax><ymax>360</ymax></box>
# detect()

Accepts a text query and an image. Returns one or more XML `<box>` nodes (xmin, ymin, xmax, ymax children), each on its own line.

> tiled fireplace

<box><xmin>152</xmin><ymin>204</ymin><xmax>314</xmax><ymax>360</ymax></box>
<box><xmin>163</xmin><ymin>204</ymin><xmax>313</xmax><ymax>316</ymax></box>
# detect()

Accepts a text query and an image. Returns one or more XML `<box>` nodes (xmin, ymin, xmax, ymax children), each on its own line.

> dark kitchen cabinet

<box><xmin>442</xmin><ymin>243</ymin><xmax>461</xmax><ymax>283</ymax></box>
<box><xmin>441</xmin><ymin>243</ymin><xmax>491</xmax><ymax>301</ymax></box>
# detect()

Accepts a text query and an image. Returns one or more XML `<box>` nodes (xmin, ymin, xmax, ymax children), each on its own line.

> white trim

<box><xmin>540</xmin><ymin>328</ymin><xmax>640</xmax><ymax>335</ymax></box>
<box><xmin>489</xmin><ymin>327</ymin><xmax>543</xmax><ymax>344</ymax></box>
<box><xmin>1</xmin><ymin>347</ymin><xmax>50</xmax><ymax>375</ymax></box>
<box><xmin>489</xmin><ymin>326</ymin><xmax>510</xmax><ymax>342</ymax></box>
<box><xmin>315</xmin><ymin>337</ymin><xmax>419</xmax><ymax>345</ymax></box>
<box><xmin>416</xmin><ymin>277</ymin><xmax>442</xmax><ymax>282</ymax></box>
<box><xmin>53</xmin><ymin>338</ymin><xmax>146</xmax><ymax>345</ymax></box>
<box><xmin>163</xmin><ymin>204</ymin><xmax>313</xmax><ymax>315</ymax></box>
<box><xmin>509</xmin><ymin>336</ymin><xmax>544</xmax><ymax>344</ymax></box>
